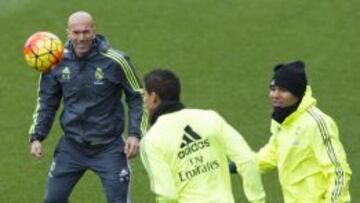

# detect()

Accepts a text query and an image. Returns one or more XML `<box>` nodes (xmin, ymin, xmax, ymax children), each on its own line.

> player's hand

<box><xmin>124</xmin><ymin>136</ymin><xmax>139</xmax><ymax>159</ymax></box>
<box><xmin>30</xmin><ymin>140</ymin><xmax>43</xmax><ymax>160</ymax></box>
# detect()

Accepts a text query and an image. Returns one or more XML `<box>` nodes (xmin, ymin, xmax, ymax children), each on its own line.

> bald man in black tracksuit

<box><xmin>29</xmin><ymin>11</ymin><xmax>145</xmax><ymax>203</ymax></box>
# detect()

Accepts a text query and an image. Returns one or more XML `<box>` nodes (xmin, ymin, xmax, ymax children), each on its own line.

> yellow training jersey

<box><xmin>256</xmin><ymin>86</ymin><xmax>352</xmax><ymax>203</ymax></box>
<box><xmin>141</xmin><ymin>109</ymin><xmax>265</xmax><ymax>203</ymax></box>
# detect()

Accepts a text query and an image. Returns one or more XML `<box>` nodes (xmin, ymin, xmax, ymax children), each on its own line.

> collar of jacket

<box><xmin>150</xmin><ymin>101</ymin><xmax>185</xmax><ymax>125</ymax></box>
<box><xmin>272</xmin><ymin>100</ymin><xmax>301</xmax><ymax>124</ymax></box>
<box><xmin>272</xmin><ymin>86</ymin><xmax>317</xmax><ymax>126</ymax></box>
<box><xmin>64</xmin><ymin>34</ymin><xmax>110</xmax><ymax>60</ymax></box>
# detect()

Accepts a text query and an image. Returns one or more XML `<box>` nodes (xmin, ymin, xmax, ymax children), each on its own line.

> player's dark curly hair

<box><xmin>144</xmin><ymin>69</ymin><xmax>181</xmax><ymax>101</ymax></box>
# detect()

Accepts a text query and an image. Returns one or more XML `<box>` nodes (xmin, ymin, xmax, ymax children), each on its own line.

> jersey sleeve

<box><xmin>310</xmin><ymin>118</ymin><xmax>351</xmax><ymax>202</ymax></box>
<box><xmin>215</xmin><ymin>112</ymin><xmax>266</xmax><ymax>203</ymax></box>
<box><xmin>28</xmin><ymin>73</ymin><xmax>62</xmax><ymax>142</ymax></box>
<box><xmin>140</xmin><ymin>138</ymin><xmax>178</xmax><ymax>203</ymax></box>
<box><xmin>104</xmin><ymin>49</ymin><xmax>147</xmax><ymax>137</ymax></box>
<box><xmin>119</xmin><ymin>55</ymin><xmax>147</xmax><ymax>137</ymax></box>
<box><xmin>256</xmin><ymin>134</ymin><xmax>278</xmax><ymax>173</ymax></box>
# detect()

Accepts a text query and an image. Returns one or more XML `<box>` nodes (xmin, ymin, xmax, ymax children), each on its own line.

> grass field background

<box><xmin>0</xmin><ymin>0</ymin><xmax>359</xmax><ymax>202</ymax></box>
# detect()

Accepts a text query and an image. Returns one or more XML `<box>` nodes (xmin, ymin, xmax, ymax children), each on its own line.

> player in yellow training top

<box><xmin>256</xmin><ymin>61</ymin><xmax>351</xmax><ymax>203</ymax></box>
<box><xmin>140</xmin><ymin>69</ymin><xmax>266</xmax><ymax>203</ymax></box>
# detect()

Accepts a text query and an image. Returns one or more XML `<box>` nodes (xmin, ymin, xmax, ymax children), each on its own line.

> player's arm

<box><xmin>215</xmin><ymin>112</ymin><xmax>266</xmax><ymax>203</ymax></box>
<box><xmin>256</xmin><ymin>134</ymin><xmax>278</xmax><ymax>173</ymax></box>
<box><xmin>140</xmin><ymin>139</ymin><xmax>178</xmax><ymax>203</ymax></box>
<box><xmin>29</xmin><ymin>73</ymin><xmax>61</xmax><ymax>159</ymax></box>
<box><xmin>104</xmin><ymin>50</ymin><xmax>147</xmax><ymax>157</ymax></box>
<box><xmin>29</xmin><ymin>73</ymin><xmax>61</xmax><ymax>142</ymax></box>
<box><xmin>114</xmin><ymin>52</ymin><xmax>145</xmax><ymax>138</ymax></box>
<box><xmin>119</xmin><ymin>55</ymin><xmax>145</xmax><ymax>158</ymax></box>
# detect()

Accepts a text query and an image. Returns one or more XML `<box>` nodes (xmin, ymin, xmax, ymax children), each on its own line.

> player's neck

<box><xmin>150</xmin><ymin>101</ymin><xmax>184</xmax><ymax>125</ymax></box>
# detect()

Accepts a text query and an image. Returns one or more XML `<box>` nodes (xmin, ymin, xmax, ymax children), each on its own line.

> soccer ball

<box><xmin>23</xmin><ymin>31</ymin><xmax>64</xmax><ymax>72</ymax></box>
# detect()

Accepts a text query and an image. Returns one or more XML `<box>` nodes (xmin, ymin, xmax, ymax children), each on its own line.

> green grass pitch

<box><xmin>0</xmin><ymin>0</ymin><xmax>359</xmax><ymax>202</ymax></box>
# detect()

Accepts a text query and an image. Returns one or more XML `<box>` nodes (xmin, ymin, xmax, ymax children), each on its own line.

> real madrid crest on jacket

<box><xmin>29</xmin><ymin>34</ymin><xmax>144</xmax><ymax>146</ymax></box>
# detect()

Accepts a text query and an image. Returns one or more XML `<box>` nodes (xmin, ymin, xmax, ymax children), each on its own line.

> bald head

<box><xmin>68</xmin><ymin>11</ymin><xmax>94</xmax><ymax>28</ymax></box>
<box><xmin>67</xmin><ymin>11</ymin><xmax>97</xmax><ymax>57</ymax></box>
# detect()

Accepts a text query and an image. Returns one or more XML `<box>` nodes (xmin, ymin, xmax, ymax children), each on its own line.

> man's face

<box><xmin>269</xmin><ymin>85</ymin><xmax>299</xmax><ymax>108</ymax></box>
<box><xmin>67</xmin><ymin>20</ymin><xmax>96</xmax><ymax>57</ymax></box>
<box><xmin>144</xmin><ymin>90</ymin><xmax>160</xmax><ymax>115</ymax></box>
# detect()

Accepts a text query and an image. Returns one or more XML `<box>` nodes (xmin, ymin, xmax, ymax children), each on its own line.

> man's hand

<box><xmin>30</xmin><ymin>140</ymin><xmax>43</xmax><ymax>160</ymax></box>
<box><xmin>124</xmin><ymin>136</ymin><xmax>139</xmax><ymax>159</ymax></box>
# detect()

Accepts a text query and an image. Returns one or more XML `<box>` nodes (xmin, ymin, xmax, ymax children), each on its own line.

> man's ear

<box><xmin>151</xmin><ymin>92</ymin><xmax>161</xmax><ymax>106</ymax></box>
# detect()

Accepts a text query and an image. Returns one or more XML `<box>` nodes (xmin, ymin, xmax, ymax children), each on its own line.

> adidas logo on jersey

<box><xmin>178</xmin><ymin>125</ymin><xmax>210</xmax><ymax>159</ymax></box>
<box><xmin>180</xmin><ymin>125</ymin><xmax>202</xmax><ymax>148</ymax></box>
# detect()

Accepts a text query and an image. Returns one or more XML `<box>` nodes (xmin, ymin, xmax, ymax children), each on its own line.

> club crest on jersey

<box><xmin>61</xmin><ymin>67</ymin><xmax>71</xmax><ymax>80</ymax></box>
<box><xmin>94</xmin><ymin>67</ymin><xmax>104</xmax><ymax>85</ymax></box>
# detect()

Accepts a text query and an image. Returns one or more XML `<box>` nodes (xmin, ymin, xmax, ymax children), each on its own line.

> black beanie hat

<box><xmin>271</xmin><ymin>60</ymin><xmax>308</xmax><ymax>98</ymax></box>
